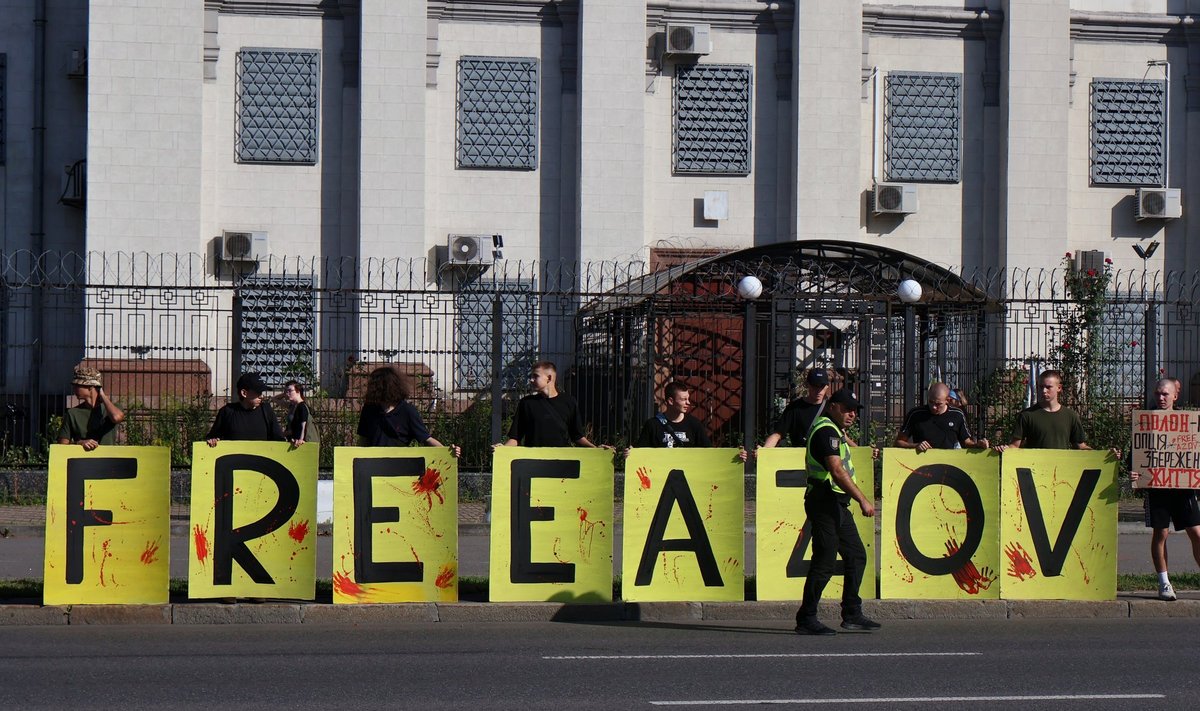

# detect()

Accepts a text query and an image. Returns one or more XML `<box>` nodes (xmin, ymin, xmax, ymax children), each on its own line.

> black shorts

<box><xmin>1144</xmin><ymin>489</ymin><xmax>1200</xmax><ymax>531</ymax></box>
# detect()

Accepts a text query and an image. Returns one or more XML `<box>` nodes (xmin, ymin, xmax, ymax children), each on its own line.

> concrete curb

<box><xmin>1</xmin><ymin>598</ymin><xmax>1198</xmax><ymax>626</ymax></box>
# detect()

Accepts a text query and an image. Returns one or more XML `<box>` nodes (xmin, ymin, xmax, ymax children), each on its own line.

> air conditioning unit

<box><xmin>872</xmin><ymin>182</ymin><xmax>919</xmax><ymax>215</ymax></box>
<box><xmin>221</xmin><ymin>231</ymin><xmax>269</xmax><ymax>262</ymax></box>
<box><xmin>664</xmin><ymin>23</ymin><xmax>712</xmax><ymax>56</ymax></box>
<box><xmin>60</xmin><ymin>161</ymin><xmax>86</xmax><ymax>208</ymax></box>
<box><xmin>447</xmin><ymin>234</ymin><xmax>496</xmax><ymax>266</ymax></box>
<box><xmin>1073</xmin><ymin>249</ymin><xmax>1106</xmax><ymax>274</ymax></box>
<box><xmin>67</xmin><ymin>48</ymin><xmax>87</xmax><ymax>79</ymax></box>
<box><xmin>1135</xmin><ymin>187</ymin><xmax>1182</xmax><ymax>220</ymax></box>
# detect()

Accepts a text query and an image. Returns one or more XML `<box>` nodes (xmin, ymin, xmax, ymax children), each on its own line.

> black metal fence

<box><xmin>0</xmin><ymin>249</ymin><xmax>1194</xmax><ymax>476</ymax></box>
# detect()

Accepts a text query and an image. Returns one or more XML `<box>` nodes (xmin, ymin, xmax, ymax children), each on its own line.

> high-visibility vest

<box><xmin>804</xmin><ymin>416</ymin><xmax>855</xmax><ymax>495</ymax></box>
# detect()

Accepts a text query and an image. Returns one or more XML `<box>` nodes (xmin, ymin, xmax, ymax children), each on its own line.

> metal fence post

<box><xmin>490</xmin><ymin>293</ymin><xmax>503</xmax><ymax>445</ymax></box>
<box><xmin>904</xmin><ymin>305</ymin><xmax>917</xmax><ymax>409</ymax></box>
<box><xmin>743</xmin><ymin>300</ymin><xmax>757</xmax><ymax>450</ymax></box>
<box><xmin>1145</xmin><ymin>303</ymin><xmax>1158</xmax><ymax>404</ymax></box>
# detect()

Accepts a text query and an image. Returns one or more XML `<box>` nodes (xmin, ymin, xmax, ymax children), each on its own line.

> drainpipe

<box><xmin>30</xmin><ymin>0</ymin><xmax>47</xmax><ymax>448</ymax></box>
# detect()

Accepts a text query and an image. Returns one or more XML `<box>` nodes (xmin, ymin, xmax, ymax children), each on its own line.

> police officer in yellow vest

<box><xmin>795</xmin><ymin>388</ymin><xmax>880</xmax><ymax>636</ymax></box>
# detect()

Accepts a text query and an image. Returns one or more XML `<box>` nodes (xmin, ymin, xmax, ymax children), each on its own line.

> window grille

<box><xmin>885</xmin><ymin>72</ymin><xmax>961</xmax><ymax>183</ymax></box>
<box><xmin>673</xmin><ymin>64</ymin><xmax>752</xmax><ymax>175</ymax></box>
<box><xmin>236</xmin><ymin>49</ymin><xmax>320</xmax><ymax>164</ymax></box>
<box><xmin>454</xmin><ymin>280</ymin><xmax>537</xmax><ymax>391</ymax></box>
<box><xmin>238</xmin><ymin>276</ymin><xmax>317</xmax><ymax>386</ymax></box>
<box><xmin>0</xmin><ymin>54</ymin><xmax>6</xmax><ymax>165</ymax></box>
<box><xmin>457</xmin><ymin>57</ymin><xmax>539</xmax><ymax>170</ymax></box>
<box><xmin>1090</xmin><ymin>79</ymin><xmax>1166</xmax><ymax>186</ymax></box>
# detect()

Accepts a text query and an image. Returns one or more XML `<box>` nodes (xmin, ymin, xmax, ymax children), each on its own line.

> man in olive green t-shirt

<box><xmin>996</xmin><ymin>369</ymin><xmax>1093</xmax><ymax>451</ymax></box>
<box><xmin>57</xmin><ymin>365</ymin><xmax>125</xmax><ymax>451</ymax></box>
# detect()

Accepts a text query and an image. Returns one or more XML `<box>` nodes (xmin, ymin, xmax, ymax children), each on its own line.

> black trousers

<box><xmin>796</xmin><ymin>482</ymin><xmax>867</xmax><ymax>622</ymax></box>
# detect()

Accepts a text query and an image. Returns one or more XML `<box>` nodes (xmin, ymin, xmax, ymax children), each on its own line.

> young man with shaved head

<box><xmin>894</xmin><ymin>382</ymin><xmax>988</xmax><ymax>452</ymax></box>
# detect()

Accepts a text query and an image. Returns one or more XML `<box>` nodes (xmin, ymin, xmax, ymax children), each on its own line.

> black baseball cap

<box><xmin>828</xmin><ymin>388</ymin><xmax>862</xmax><ymax>411</ymax></box>
<box><xmin>806</xmin><ymin>369</ymin><xmax>830</xmax><ymax>387</ymax></box>
<box><xmin>237</xmin><ymin>372</ymin><xmax>270</xmax><ymax>393</ymax></box>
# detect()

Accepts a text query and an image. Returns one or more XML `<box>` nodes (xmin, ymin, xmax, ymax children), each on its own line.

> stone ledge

<box><xmin>70</xmin><ymin>604</ymin><xmax>172</xmax><ymax>624</ymax></box>
<box><xmin>1007</xmin><ymin>600</ymin><xmax>1130</xmax><ymax>619</ymax></box>
<box><xmin>302</xmin><ymin>603</ymin><xmax>438</xmax><ymax>624</ymax></box>
<box><xmin>172</xmin><ymin>603</ymin><xmax>303</xmax><ymax>624</ymax></box>
<box><xmin>0</xmin><ymin>605</ymin><xmax>69</xmax><ymax>625</ymax></box>
<box><xmin>623</xmin><ymin>601</ymin><xmax>703</xmax><ymax>622</ymax></box>
<box><xmin>1128</xmin><ymin>599</ymin><xmax>1200</xmax><ymax>618</ymax></box>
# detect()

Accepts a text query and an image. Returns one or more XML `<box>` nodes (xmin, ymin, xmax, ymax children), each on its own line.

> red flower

<box><xmin>1104</xmin><ymin>258</ymin><xmax>1113</xmax><ymax>265</ymax></box>
<box><xmin>1086</xmin><ymin>269</ymin><xmax>1096</xmax><ymax>277</ymax></box>
<box><xmin>1062</xmin><ymin>342</ymin><xmax>1071</xmax><ymax>350</ymax></box>
<box><xmin>1131</xmin><ymin>340</ymin><xmax>1140</xmax><ymax>347</ymax></box>
<box><xmin>1065</xmin><ymin>252</ymin><xmax>1072</xmax><ymax>258</ymax></box>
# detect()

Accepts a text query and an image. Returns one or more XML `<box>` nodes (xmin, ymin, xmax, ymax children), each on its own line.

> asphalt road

<box><xmin>0</xmin><ymin>526</ymin><xmax>1184</xmax><ymax>579</ymax></box>
<box><xmin>0</xmin><ymin>618</ymin><xmax>1193</xmax><ymax>709</ymax></box>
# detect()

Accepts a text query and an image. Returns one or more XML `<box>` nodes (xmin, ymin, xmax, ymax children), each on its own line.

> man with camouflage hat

<box><xmin>57</xmin><ymin>364</ymin><xmax>126</xmax><ymax>450</ymax></box>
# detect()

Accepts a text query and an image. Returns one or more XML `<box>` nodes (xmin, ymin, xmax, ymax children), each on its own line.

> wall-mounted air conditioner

<box><xmin>60</xmin><ymin>161</ymin><xmax>86</xmax><ymax>208</ymax></box>
<box><xmin>1072</xmin><ymin>249</ymin><xmax>1107</xmax><ymax>274</ymax></box>
<box><xmin>221</xmin><ymin>231</ymin><xmax>269</xmax><ymax>262</ymax></box>
<box><xmin>664</xmin><ymin>23</ymin><xmax>712</xmax><ymax>56</ymax></box>
<box><xmin>1135</xmin><ymin>187</ymin><xmax>1182</xmax><ymax>220</ymax></box>
<box><xmin>872</xmin><ymin>182</ymin><xmax>919</xmax><ymax>215</ymax></box>
<box><xmin>447</xmin><ymin>234</ymin><xmax>499</xmax><ymax>266</ymax></box>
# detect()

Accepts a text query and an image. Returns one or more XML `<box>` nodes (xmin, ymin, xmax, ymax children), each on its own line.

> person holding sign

<box><xmin>762</xmin><ymin>369</ymin><xmax>830</xmax><ymax>448</ymax></box>
<box><xmin>794</xmin><ymin>388</ymin><xmax>879</xmax><ymax>636</ymax></box>
<box><xmin>1129</xmin><ymin>378</ymin><xmax>1200</xmax><ymax>601</ymax></box>
<box><xmin>357</xmin><ymin>366</ymin><xmax>460</xmax><ymax>456</ymax></box>
<box><xmin>995</xmin><ymin>370</ymin><xmax>1100</xmax><ymax>452</ymax></box>
<box><xmin>499</xmin><ymin>361</ymin><xmax>604</xmax><ymax>448</ymax></box>
<box><xmin>206</xmin><ymin>372</ymin><xmax>287</xmax><ymax>445</ymax></box>
<box><xmin>637</xmin><ymin>381</ymin><xmax>712</xmax><ymax>448</ymax></box>
<box><xmin>894</xmin><ymin>382</ymin><xmax>988</xmax><ymax>452</ymax></box>
<box><xmin>57</xmin><ymin>364</ymin><xmax>126</xmax><ymax>450</ymax></box>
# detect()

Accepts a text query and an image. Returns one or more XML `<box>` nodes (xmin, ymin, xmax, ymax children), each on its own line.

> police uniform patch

<box><xmin>829</xmin><ymin>436</ymin><xmax>838</xmax><ymax>449</ymax></box>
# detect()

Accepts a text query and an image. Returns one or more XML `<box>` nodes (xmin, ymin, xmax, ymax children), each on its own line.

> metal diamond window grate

<box><xmin>1</xmin><ymin>54</ymin><xmax>6</xmax><ymax>165</ymax></box>
<box><xmin>454</xmin><ymin>279</ymin><xmax>537</xmax><ymax>391</ymax></box>
<box><xmin>673</xmin><ymin>64</ymin><xmax>752</xmax><ymax>175</ymax></box>
<box><xmin>457</xmin><ymin>57</ymin><xmax>539</xmax><ymax>170</ymax></box>
<box><xmin>1090</xmin><ymin>79</ymin><xmax>1165</xmax><ymax>186</ymax></box>
<box><xmin>238</xmin><ymin>276</ymin><xmax>317</xmax><ymax>386</ymax></box>
<box><xmin>236</xmin><ymin>49</ymin><xmax>320</xmax><ymax>165</ymax></box>
<box><xmin>885</xmin><ymin>72</ymin><xmax>961</xmax><ymax>183</ymax></box>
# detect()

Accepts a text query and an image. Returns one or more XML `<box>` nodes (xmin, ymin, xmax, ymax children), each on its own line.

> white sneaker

<box><xmin>1158</xmin><ymin>582</ymin><xmax>1177</xmax><ymax>601</ymax></box>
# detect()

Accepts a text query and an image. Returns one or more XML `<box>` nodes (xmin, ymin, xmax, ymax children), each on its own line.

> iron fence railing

<box><xmin>0</xmin><ymin>250</ymin><xmax>1193</xmax><ymax>476</ymax></box>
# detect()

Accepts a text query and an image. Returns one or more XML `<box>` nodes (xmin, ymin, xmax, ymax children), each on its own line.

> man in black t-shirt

<box><xmin>206</xmin><ymin>372</ymin><xmax>287</xmax><ymax>446</ymax></box>
<box><xmin>637</xmin><ymin>382</ymin><xmax>712</xmax><ymax>448</ymax></box>
<box><xmin>500</xmin><ymin>361</ymin><xmax>603</xmax><ymax>448</ymax></box>
<box><xmin>894</xmin><ymin>382</ymin><xmax>988</xmax><ymax>452</ymax></box>
<box><xmin>762</xmin><ymin>369</ymin><xmax>830</xmax><ymax>449</ymax></box>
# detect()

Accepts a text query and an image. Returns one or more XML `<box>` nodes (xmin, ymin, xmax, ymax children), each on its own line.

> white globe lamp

<box><xmin>897</xmin><ymin>279</ymin><xmax>923</xmax><ymax>304</ymax></box>
<box><xmin>736</xmin><ymin>275</ymin><xmax>764</xmax><ymax>300</ymax></box>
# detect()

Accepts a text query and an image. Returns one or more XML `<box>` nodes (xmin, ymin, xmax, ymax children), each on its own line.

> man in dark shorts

<box><xmin>637</xmin><ymin>381</ymin><xmax>712</xmax><ymax>448</ymax></box>
<box><xmin>794</xmin><ymin>388</ymin><xmax>878</xmax><ymax>636</ymax></box>
<box><xmin>762</xmin><ymin>369</ymin><xmax>830</xmax><ymax>449</ymax></box>
<box><xmin>500</xmin><ymin>361</ymin><xmax>603</xmax><ymax>448</ymax></box>
<box><xmin>1130</xmin><ymin>378</ymin><xmax>1200</xmax><ymax>601</ymax></box>
<box><xmin>206</xmin><ymin>372</ymin><xmax>287</xmax><ymax>445</ymax></box>
<box><xmin>894</xmin><ymin>382</ymin><xmax>988</xmax><ymax>451</ymax></box>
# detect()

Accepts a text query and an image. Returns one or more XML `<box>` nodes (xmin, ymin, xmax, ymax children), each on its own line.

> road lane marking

<box><xmin>544</xmin><ymin>652</ymin><xmax>981</xmax><ymax>660</ymax></box>
<box><xmin>649</xmin><ymin>693</ymin><xmax>1165</xmax><ymax>706</ymax></box>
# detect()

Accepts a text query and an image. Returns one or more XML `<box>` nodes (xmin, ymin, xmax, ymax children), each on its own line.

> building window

<box><xmin>238</xmin><ymin>276</ymin><xmax>317</xmax><ymax>386</ymax></box>
<box><xmin>885</xmin><ymin>72</ymin><xmax>961</xmax><ymax>183</ymax></box>
<box><xmin>236</xmin><ymin>49</ymin><xmax>320</xmax><ymax>165</ymax></box>
<box><xmin>1090</xmin><ymin>79</ymin><xmax>1166</xmax><ymax>186</ymax></box>
<box><xmin>673</xmin><ymin>64</ymin><xmax>752</xmax><ymax>175</ymax></box>
<box><xmin>454</xmin><ymin>279</ymin><xmax>536</xmax><ymax>391</ymax></box>
<box><xmin>457</xmin><ymin>57</ymin><xmax>539</xmax><ymax>170</ymax></box>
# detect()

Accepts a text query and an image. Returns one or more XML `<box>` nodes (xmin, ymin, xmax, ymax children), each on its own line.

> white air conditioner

<box><xmin>1135</xmin><ymin>187</ymin><xmax>1182</xmax><ymax>220</ymax></box>
<box><xmin>664</xmin><ymin>23</ymin><xmax>712</xmax><ymax>56</ymax></box>
<box><xmin>221</xmin><ymin>231</ymin><xmax>269</xmax><ymax>261</ymax></box>
<box><xmin>872</xmin><ymin>182</ymin><xmax>919</xmax><ymax>215</ymax></box>
<box><xmin>1073</xmin><ymin>249</ymin><xmax>1107</xmax><ymax>275</ymax></box>
<box><xmin>447</xmin><ymin>234</ymin><xmax>495</xmax><ymax>265</ymax></box>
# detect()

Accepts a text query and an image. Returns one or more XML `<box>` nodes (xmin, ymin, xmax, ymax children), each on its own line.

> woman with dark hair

<box><xmin>281</xmin><ymin>380</ymin><xmax>319</xmax><ymax>445</ymax></box>
<box><xmin>357</xmin><ymin>366</ymin><xmax>460</xmax><ymax>456</ymax></box>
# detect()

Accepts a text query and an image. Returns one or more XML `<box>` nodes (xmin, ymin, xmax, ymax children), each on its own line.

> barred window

<box><xmin>236</xmin><ymin>49</ymin><xmax>320</xmax><ymax>164</ymax></box>
<box><xmin>673</xmin><ymin>64</ymin><xmax>752</xmax><ymax>175</ymax></box>
<box><xmin>457</xmin><ymin>57</ymin><xmax>539</xmax><ymax>170</ymax></box>
<box><xmin>885</xmin><ymin>72</ymin><xmax>961</xmax><ymax>183</ymax></box>
<box><xmin>454</xmin><ymin>279</ymin><xmax>536</xmax><ymax>391</ymax></box>
<box><xmin>238</xmin><ymin>276</ymin><xmax>317</xmax><ymax>386</ymax></box>
<box><xmin>1090</xmin><ymin>79</ymin><xmax>1166</xmax><ymax>186</ymax></box>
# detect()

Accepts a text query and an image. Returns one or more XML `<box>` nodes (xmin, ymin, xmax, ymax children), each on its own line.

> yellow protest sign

<box><xmin>188</xmin><ymin>441</ymin><xmax>318</xmax><ymax>600</ymax></box>
<box><xmin>880</xmin><ymin>449</ymin><xmax>1001</xmax><ymax>599</ymax></box>
<box><xmin>755</xmin><ymin>447</ymin><xmax>875</xmax><ymax>602</ymax></box>
<box><xmin>623</xmin><ymin>448</ymin><xmax>744</xmax><ymax>602</ymax></box>
<box><xmin>489</xmin><ymin>448</ymin><xmax>614</xmax><ymax>602</ymax></box>
<box><xmin>331</xmin><ymin>447</ymin><xmax>458</xmax><ymax>603</ymax></box>
<box><xmin>43</xmin><ymin>445</ymin><xmax>171</xmax><ymax>605</ymax></box>
<box><xmin>1000</xmin><ymin>449</ymin><xmax>1118</xmax><ymax>600</ymax></box>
